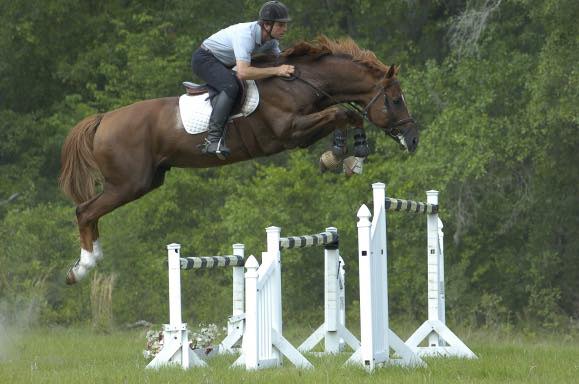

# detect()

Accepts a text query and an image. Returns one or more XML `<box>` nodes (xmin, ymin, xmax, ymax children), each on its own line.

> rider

<box><xmin>191</xmin><ymin>1</ymin><xmax>295</xmax><ymax>159</ymax></box>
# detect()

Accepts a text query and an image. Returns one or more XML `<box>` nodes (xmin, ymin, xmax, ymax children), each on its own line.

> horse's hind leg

<box><xmin>91</xmin><ymin>221</ymin><xmax>103</xmax><ymax>262</ymax></box>
<box><xmin>66</xmin><ymin>181</ymin><xmax>149</xmax><ymax>285</ymax></box>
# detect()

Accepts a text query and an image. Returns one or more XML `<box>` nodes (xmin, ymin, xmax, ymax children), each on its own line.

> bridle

<box><xmin>361</xmin><ymin>80</ymin><xmax>416</xmax><ymax>139</ymax></box>
<box><xmin>283</xmin><ymin>69</ymin><xmax>415</xmax><ymax>141</ymax></box>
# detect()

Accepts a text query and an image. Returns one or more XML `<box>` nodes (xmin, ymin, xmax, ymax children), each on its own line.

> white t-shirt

<box><xmin>202</xmin><ymin>21</ymin><xmax>280</xmax><ymax>67</ymax></box>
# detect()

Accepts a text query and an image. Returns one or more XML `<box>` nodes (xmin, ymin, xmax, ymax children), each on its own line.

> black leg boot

<box><xmin>202</xmin><ymin>91</ymin><xmax>235</xmax><ymax>159</ymax></box>
<box><xmin>332</xmin><ymin>128</ymin><xmax>348</xmax><ymax>157</ymax></box>
<box><xmin>353</xmin><ymin>128</ymin><xmax>370</xmax><ymax>158</ymax></box>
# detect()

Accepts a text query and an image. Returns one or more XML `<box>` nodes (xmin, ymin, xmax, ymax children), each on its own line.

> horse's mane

<box><xmin>281</xmin><ymin>36</ymin><xmax>389</xmax><ymax>75</ymax></box>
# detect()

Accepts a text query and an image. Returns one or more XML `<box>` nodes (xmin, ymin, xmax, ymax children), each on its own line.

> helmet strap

<box><xmin>260</xmin><ymin>21</ymin><xmax>275</xmax><ymax>41</ymax></box>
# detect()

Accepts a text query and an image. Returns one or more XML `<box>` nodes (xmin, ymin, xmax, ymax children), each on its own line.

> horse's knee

<box><xmin>337</xmin><ymin>108</ymin><xmax>357</xmax><ymax>123</ymax></box>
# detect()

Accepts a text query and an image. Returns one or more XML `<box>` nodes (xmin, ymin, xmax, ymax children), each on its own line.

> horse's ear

<box><xmin>394</xmin><ymin>65</ymin><xmax>400</xmax><ymax>74</ymax></box>
<box><xmin>386</xmin><ymin>65</ymin><xmax>396</xmax><ymax>78</ymax></box>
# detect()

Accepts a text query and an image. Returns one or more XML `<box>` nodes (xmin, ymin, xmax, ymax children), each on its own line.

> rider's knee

<box><xmin>222</xmin><ymin>80</ymin><xmax>240</xmax><ymax>99</ymax></box>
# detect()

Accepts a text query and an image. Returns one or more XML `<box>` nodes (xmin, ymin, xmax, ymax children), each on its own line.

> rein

<box><xmin>283</xmin><ymin>69</ymin><xmax>413</xmax><ymax>139</ymax></box>
<box><xmin>282</xmin><ymin>70</ymin><xmax>365</xmax><ymax>117</ymax></box>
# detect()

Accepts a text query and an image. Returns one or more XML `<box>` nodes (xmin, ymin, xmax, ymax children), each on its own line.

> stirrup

<box><xmin>200</xmin><ymin>138</ymin><xmax>230</xmax><ymax>160</ymax></box>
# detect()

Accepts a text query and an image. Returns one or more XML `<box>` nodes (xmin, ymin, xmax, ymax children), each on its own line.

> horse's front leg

<box><xmin>291</xmin><ymin>107</ymin><xmax>368</xmax><ymax>174</ymax></box>
<box><xmin>330</xmin><ymin>114</ymin><xmax>370</xmax><ymax>175</ymax></box>
<box><xmin>329</xmin><ymin>115</ymin><xmax>370</xmax><ymax>158</ymax></box>
<box><xmin>289</xmin><ymin>106</ymin><xmax>360</xmax><ymax>142</ymax></box>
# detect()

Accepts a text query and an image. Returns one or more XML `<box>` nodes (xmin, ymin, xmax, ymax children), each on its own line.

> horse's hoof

<box><xmin>319</xmin><ymin>150</ymin><xmax>341</xmax><ymax>173</ymax></box>
<box><xmin>343</xmin><ymin>156</ymin><xmax>364</xmax><ymax>176</ymax></box>
<box><xmin>66</xmin><ymin>269</ymin><xmax>77</xmax><ymax>285</ymax></box>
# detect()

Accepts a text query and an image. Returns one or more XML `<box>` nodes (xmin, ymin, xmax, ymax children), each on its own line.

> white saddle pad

<box><xmin>178</xmin><ymin>80</ymin><xmax>259</xmax><ymax>135</ymax></box>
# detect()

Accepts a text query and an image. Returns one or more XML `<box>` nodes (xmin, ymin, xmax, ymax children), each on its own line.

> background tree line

<box><xmin>0</xmin><ymin>0</ymin><xmax>577</xmax><ymax>333</ymax></box>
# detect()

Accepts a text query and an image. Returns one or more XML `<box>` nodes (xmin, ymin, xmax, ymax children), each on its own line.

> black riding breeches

<box><xmin>191</xmin><ymin>47</ymin><xmax>240</xmax><ymax>99</ymax></box>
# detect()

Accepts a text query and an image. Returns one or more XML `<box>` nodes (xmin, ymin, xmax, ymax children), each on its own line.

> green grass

<box><xmin>0</xmin><ymin>326</ymin><xmax>578</xmax><ymax>383</ymax></box>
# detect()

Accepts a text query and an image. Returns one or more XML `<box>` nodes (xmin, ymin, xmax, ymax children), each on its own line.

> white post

<box><xmin>324</xmin><ymin>226</ymin><xmax>340</xmax><ymax>353</ymax></box>
<box><xmin>232</xmin><ymin>244</ymin><xmax>245</xmax><ymax>318</ymax></box>
<box><xmin>219</xmin><ymin>243</ymin><xmax>246</xmax><ymax>353</ymax></box>
<box><xmin>146</xmin><ymin>243</ymin><xmax>205</xmax><ymax>369</ymax></box>
<box><xmin>372</xmin><ymin>182</ymin><xmax>389</xmax><ymax>359</ymax></box>
<box><xmin>167</xmin><ymin>244</ymin><xmax>183</xmax><ymax>329</ymax></box>
<box><xmin>437</xmin><ymin>218</ymin><xmax>446</xmax><ymax>328</ymax></box>
<box><xmin>265</xmin><ymin>226</ymin><xmax>282</xmax><ymax>362</ymax></box>
<box><xmin>405</xmin><ymin>188</ymin><xmax>475</xmax><ymax>359</ymax></box>
<box><xmin>298</xmin><ymin>229</ymin><xmax>359</xmax><ymax>355</ymax></box>
<box><xmin>350</xmin><ymin>183</ymin><xmax>426</xmax><ymax>369</ymax></box>
<box><xmin>167</xmin><ymin>244</ymin><xmax>190</xmax><ymax>368</ymax></box>
<box><xmin>338</xmin><ymin>255</ymin><xmax>347</xmax><ymax>351</ymax></box>
<box><xmin>231</xmin><ymin>243</ymin><xmax>245</xmax><ymax>331</ymax></box>
<box><xmin>244</xmin><ymin>255</ymin><xmax>260</xmax><ymax>369</ymax></box>
<box><xmin>357</xmin><ymin>203</ymin><xmax>377</xmax><ymax>369</ymax></box>
<box><xmin>426</xmin><ymin>190</ymin><xmax>441</xmax><ymax>347</ymax></box>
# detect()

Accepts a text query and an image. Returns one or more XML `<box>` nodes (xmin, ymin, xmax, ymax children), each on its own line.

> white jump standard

<box><xmin>146</xmin><ymin>184</ymin><xmax>474</xmax><ymax>372</ymax></box>
<box><xmin>297</xmin><ymin>227</ymin><xmax>360</xmax><ymax>354</ymax></box>
<box><xmin>146</xmin><ymin>243</ymin><xmax>245</xmax><ymax>369</ymax></box>
<box><xmin>396</xmin><ymin>188</ymin><xmax>476</xmax><ymax>359</ymax></box>
<box><xmin>236</xmin><ymin>227</ymin><xmax>343</xmax><ymax>369</ymax></box>
<box><xmin>364</xmin><ymin>182</ymin><xmax>476</xmax><ymax>362</ymax></box>
<box><xmin>347</xmin><ymin>189</ymin><xmax>425</xmax><ymax>370</ymax></box>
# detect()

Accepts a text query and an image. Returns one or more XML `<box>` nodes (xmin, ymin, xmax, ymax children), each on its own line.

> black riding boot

<box><xmin>202</xmin><ymin>91</ymin><xmax>235</xmax><ymax>159</ymax></box>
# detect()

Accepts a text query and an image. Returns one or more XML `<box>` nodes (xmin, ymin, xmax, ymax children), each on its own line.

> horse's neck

<box><xmin>307</xmin><ymin>57</ymin><xmax>376</xmax><ymax>102</ymax></box>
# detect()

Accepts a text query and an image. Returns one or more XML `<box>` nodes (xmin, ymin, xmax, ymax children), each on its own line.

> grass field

<box><xmin>0</xmin><ymin>326</ymin><xmax>578</xmax><ymax>383</ymax></box>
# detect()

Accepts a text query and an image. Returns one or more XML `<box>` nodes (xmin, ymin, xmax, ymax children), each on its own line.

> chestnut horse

<box><xmin>59</xmin><ymin>36</ymin><xmax>418</xmax><ymax>285</ymax></box>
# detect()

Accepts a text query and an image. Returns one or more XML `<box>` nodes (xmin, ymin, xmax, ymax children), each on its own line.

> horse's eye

<box><xmin>393</xmin><ymin>98</ymin><xmax>402</xmax><ymax>105</ymax></box>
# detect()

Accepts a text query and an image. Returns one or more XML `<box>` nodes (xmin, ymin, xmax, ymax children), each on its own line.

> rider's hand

<box><xmin>277</xmin><ymin>64</ymin><xmax>295</xmax><ymax>77</ymax></box>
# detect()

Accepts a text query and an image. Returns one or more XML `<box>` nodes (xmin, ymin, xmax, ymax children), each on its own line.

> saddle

<box><xmin>182</xmin><ymin>80</ymin><xmax>248</xmax><ymax>115</ymax></box>
<box><xmin>178</xmin><ymin>80</ymin><xmax>260</xmax><ymax>135</ymax></box>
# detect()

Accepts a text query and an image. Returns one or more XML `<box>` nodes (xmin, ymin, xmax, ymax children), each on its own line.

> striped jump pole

<box><xmin>146</xmin><ymin>243</ymin><xmax>245</xmax><ymax>370</ymax></box>
<box><xmin>180</xmin><ymin>244</ymin><xmax>246</xmax><ymax>355</ymax></box>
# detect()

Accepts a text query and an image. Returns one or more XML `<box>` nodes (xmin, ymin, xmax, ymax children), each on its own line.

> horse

<box><xmin>59</xmin><ymin>36</ymin><xmax>418</xmax><ymax>285</ymax></box>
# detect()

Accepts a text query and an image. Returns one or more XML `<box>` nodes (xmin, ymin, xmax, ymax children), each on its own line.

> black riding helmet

<box><xmin>259</xmin><ymin>1</ymin><xmax>291</xmax><ymax>22</ymax></box>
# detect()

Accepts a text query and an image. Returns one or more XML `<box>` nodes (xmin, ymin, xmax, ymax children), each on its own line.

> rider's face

<box><xmin>270</xmin><ymin>22</ymin><xmax>288</xmax><ymax>39</ymax></box>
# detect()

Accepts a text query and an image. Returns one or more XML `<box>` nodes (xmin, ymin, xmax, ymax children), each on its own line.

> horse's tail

<box><xmin>59</xmin><ymin>114</ymin><xmax>104</xmax><ymax>205</ymax></box>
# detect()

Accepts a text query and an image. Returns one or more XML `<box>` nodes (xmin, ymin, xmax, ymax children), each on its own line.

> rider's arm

<box><xmin>231</xmin><ymin>26</ymin><xmax>293</xmax><ymax>81</ymax></box>
<box><xmin>236</xmin><ymin>60</ymin><xmax>293</xmax><ymax>81</ymax></box>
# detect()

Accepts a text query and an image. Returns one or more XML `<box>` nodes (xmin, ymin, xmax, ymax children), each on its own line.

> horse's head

<box><xmin>364</xmin><ymin>65</ymin><xmax>418</xmax><ymax>153</ymax></box>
